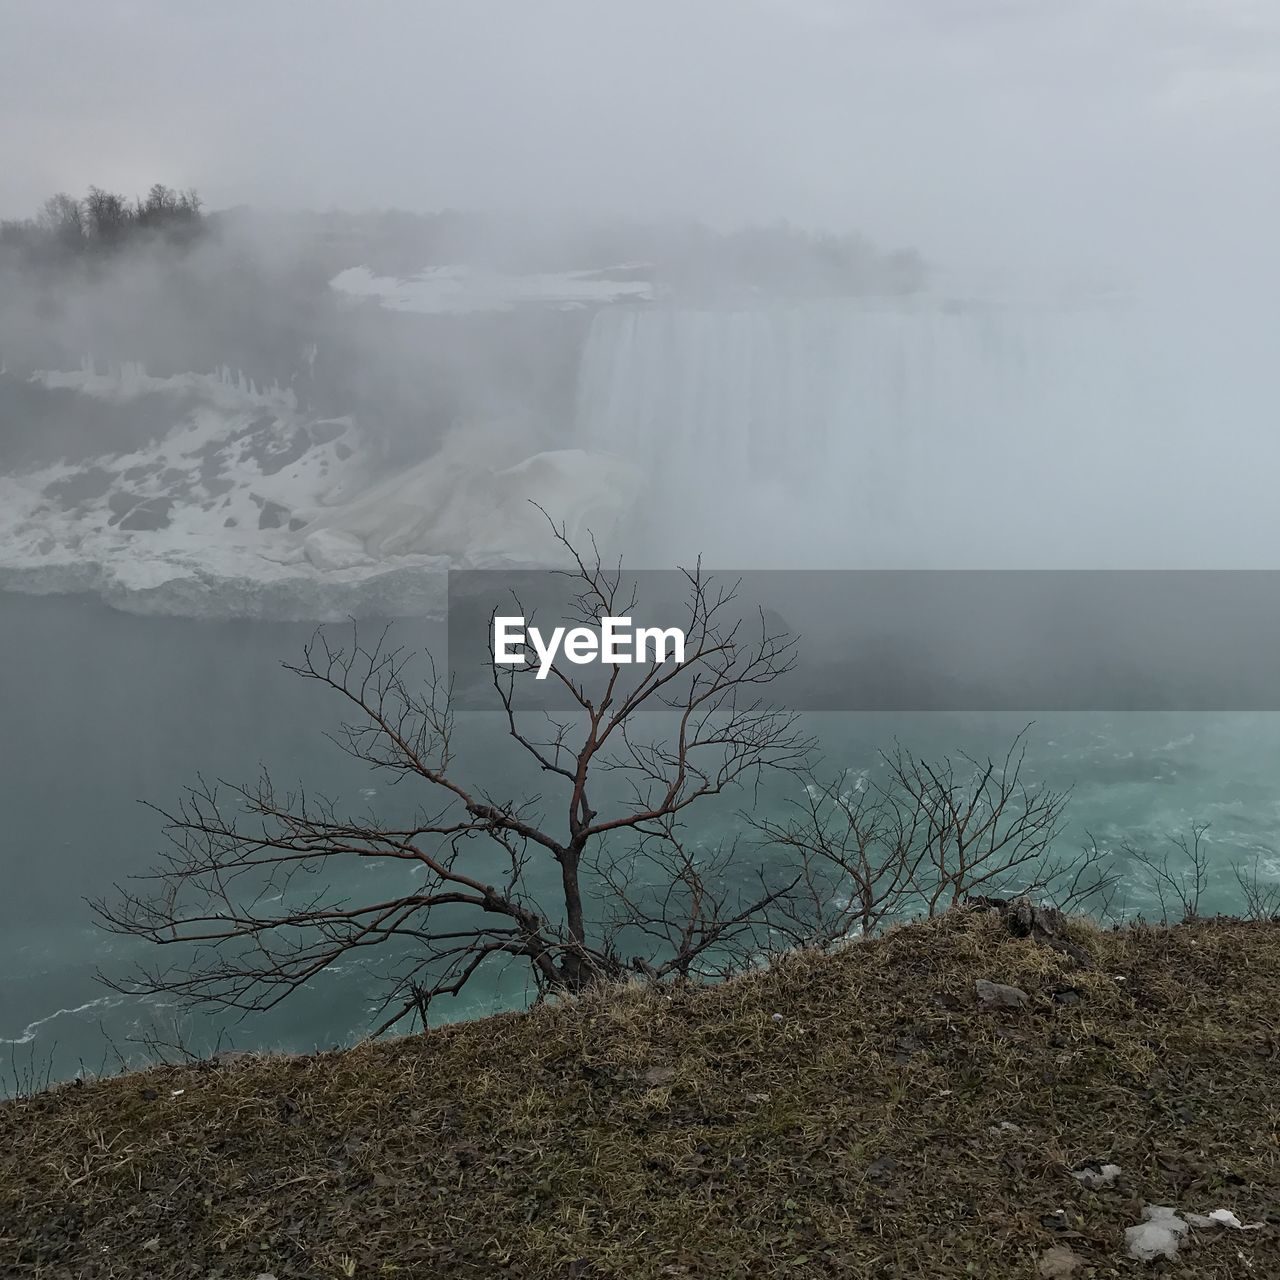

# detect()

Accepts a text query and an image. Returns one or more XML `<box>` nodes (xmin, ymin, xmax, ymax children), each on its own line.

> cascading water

<box><xmin>572</xmin><ymin>297</ymin><xmax>1222</xmax><ymax>567</ymax></box>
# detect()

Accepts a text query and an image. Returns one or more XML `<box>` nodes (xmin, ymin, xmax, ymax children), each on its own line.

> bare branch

<box><xmin>94</xmin><ymin>520</ymin><xmax>811</xmax><ymax>1028</ymax></box>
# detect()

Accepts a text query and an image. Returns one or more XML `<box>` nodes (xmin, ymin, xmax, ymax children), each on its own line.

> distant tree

<box><xmin>137</xmin><ymin>183</ymin><xmax>179</xmax><ymax>224</ymax></box>
<box><xmin>0</xmin><ymin>182</ymin><xmax>205</xmax><ymax>268</ymax></box>
<box><xmin>83</xmin><ymin>186</ymin><xmax>131</xmax><ymax>245</ymax></box>
<box><xmin>38</xmin><ymin>192</ymin><xmax>86</xmax><ymax>247</ymax></box>
<box><xmin>0</xmin><ymin>218</ymin><xmax>39</xmax><ymax>249</ymax></box>
<box><xmin>136</xmin><ymin>184</ymin><xmax>202</xmax><ymax>228</ymax></box>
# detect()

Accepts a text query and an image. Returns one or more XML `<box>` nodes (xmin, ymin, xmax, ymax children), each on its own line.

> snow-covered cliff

<box><xmin>0</xmin><ymin>363</ymin><xmax>640</xmax><ymax>619</ymax></box>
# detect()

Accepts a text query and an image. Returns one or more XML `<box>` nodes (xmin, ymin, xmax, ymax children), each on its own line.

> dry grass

<box><xmin>3</xmin><ymin>909</ymin><xmax>1279</xmax><ymax>1278</ymax></box>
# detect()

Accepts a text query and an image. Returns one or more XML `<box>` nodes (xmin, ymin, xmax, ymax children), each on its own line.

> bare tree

<box><xmin>885</xmin><ymin>734</ymin><xmax>1072</xmax><ymax>914</ymax></box>
<box><xmin>83</xmin><ymin>186</ymin><xmax>130</xmax><ymax>244</ymax></box>
<box><xmin>137</xmin><ymin>183</ymin><xmax>179</xmax><ymax>225</ymax></box>
<box><xmin>37</xmin><ymin>192</ymin><xmax>85</xmax><ymax>247</ymax></box>
<box><xmin>750</xmin><ymin>731</ymin><xmax>1108</xmax><ymax>947</ymax></box>
<box><xmin>94</xmin><ymin>522</ymin><xmax>813</xmax><ymax>1033</ymax></box>
<box><xmin>136</xmin><ymin>184</ymin><xmax>203</xmax><ymax>231</ymax></box>
<box><xmin>1</xmin><ymin>183</ymin><xmax>204</xmax><ymax>268</ymax></box>
<box><xmin>1030</xmin><ymin>830</ymin><xmax>1122</xmax><ymax>920</ymax></box>
<box><xmin>750</xmin><ymin>769</ymin><xmax>926</xmax><ymax>943</ymax></box>
<box><xmin>1232</xmin><ymin>854</ymin><xmax>1280</xmax><ymax>923</ymax></box>
<box><xmin>1123</xmin><ymin>822</ymin><xmax>1213</xmax><ymax>923</ymax></box>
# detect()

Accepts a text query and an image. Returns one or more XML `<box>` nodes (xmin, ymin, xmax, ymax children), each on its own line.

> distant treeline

<box><xmin>0</xmin><ymin>184</ymin><xmax>205</xmax><ymax>264</ymax></box>
<box><xmin>163</xmin><ymin>202</ymin><xmax>926</xmax><ymax>297</ymax></box>
<box><xmin>2</xmin><ymin>186</ymin><xmax>923</xmax><ymax>296</ymax></box>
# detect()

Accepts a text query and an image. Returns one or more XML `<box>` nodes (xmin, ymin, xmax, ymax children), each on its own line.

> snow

<box><xmin>1124</xmin><ymin>1204</ymin><xmax>1264</xmax><ymax>1262</ymax></box>
<box><xmin>313</xmin><ymin>440</ymin><xmax>640</xmax><ymax>562</ymax></box>
<box><xmin>303</xmin><ymin>528</ymin><xmax>372</xmax><ymax>571</ymax></box>
<box><xmin>1125</xmin><ymin>1206</ymin><xmax>1190</xmax><ymax>1262</ymax></box>
<box><xmin>34</xmin><ymin>362</ymin><xmax>297</xmax><ymax>412</ymax></box>
<box><xmin>329</xmin><ymin>264</ymin><xmax>654</xmax><ymax>314</ymax></box>
<box><xmin>0</xmin><ymin>367</ymin><xmax>641</xmax><ymax>620</ymax></box>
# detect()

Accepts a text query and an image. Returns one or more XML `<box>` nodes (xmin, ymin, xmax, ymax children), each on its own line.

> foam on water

<box><xmin>1</xmin><ymin>995</ymin><xmax>126</xmax><ymax>1047</ymax></box>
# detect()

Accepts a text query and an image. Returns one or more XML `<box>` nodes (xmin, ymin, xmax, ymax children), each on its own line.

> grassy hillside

<box><xmin>3</xmin><ymin>909</ymin><xmax>1278</xmax><ymax>1278</ymax></box>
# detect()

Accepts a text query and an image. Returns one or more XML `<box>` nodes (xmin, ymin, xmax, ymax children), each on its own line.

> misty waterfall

<box><xmin>573</xmin><ymin>299</ymin><xmax>1159</xmax><ymax>564</ymax></box>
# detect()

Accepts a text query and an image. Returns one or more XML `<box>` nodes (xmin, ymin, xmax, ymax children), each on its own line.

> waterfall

<box><xmin>572</xmin><ymin>297</ymin><xmax>1244</xmax><ymax>567</ymax></box>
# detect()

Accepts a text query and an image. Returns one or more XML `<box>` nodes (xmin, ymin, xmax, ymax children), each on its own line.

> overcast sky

<box><xmin>3</xmin><ymin>0</ymin><xmax>1278</xmax><ymax>282</ymax></box>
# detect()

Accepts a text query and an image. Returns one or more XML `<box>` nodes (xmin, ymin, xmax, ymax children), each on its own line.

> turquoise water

<box><xmin>3</xmin><ymin>594</ymin><xmax>1279</xmax><ymax>1093</ymax></box>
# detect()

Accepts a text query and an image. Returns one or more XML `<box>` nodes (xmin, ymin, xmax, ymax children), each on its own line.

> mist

<box><xmin>2</xmin><ymin>1</ymin><xmax>1278</xmax><ymax>576</ymax></box>
<box><xmin>4</xmin><ymin>0</ymin><xmax>1280</xmax><ymax>1170</ymax></box>
<box><xmin>4</xmin><ymin>1</ymin><xmax>1279</xmax><ymax>283</ymax></box>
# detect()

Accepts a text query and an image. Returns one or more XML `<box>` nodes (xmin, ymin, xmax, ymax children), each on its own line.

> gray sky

<box><xmin>3</xmin><ymin>0</ymin><xmax>1278</xmax><ymax>280</ymax></box>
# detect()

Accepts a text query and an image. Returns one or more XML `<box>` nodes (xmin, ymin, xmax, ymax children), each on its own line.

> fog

<box><xmin>3</xmin><ymin>1</ymin><xmax>1279</xmax><ymax>286</ymax></box>
<box><xmin>4</xmin><ymin>0</ymin><xmax>1280</xmax><ymax>1095</ymax></box>
<box><xmin>3</xmin><ymin>1</ymin><xmax>1279</xmax><ymax>632</ymax></box>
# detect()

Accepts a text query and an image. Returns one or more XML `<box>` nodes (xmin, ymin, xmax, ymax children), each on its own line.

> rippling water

<box><xmin>3</xmin><ymin>593</ymin><xmax>1278</xmax><ymax>1093</ymax></box>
